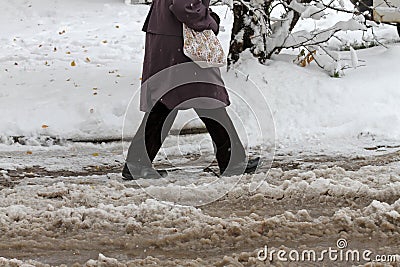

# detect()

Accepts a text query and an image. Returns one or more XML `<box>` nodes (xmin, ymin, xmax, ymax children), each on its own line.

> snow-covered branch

<box><xmin>228</xmin><ymin>0</ymin><xmax>373</xmax><ymax>76</ymax></box>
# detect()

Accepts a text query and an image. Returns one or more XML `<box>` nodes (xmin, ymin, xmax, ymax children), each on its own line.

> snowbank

<box><xmin>0</xmin><ymin>0</ymin><xmax>399</xmax><ymax>147</ymax></box>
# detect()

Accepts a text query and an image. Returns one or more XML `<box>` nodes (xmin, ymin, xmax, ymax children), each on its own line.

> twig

<box><xmin>304</xmin><ymin>46</ymin><xmax>325</xmax><ymax>69</ymax></box>
<box><xmin>321</xmin><ymin>3</ymin><xmax>356</xmax><ymax>14</ymax></box>
<box><xmin>308</xmin><ymin>0</ymin><xmax>335</xmax><ymax>18</ymax></box>
<box><xmin>371</xmin><ymin>26</ymin><xmax>389</xmax><ymax>48</ymax></box>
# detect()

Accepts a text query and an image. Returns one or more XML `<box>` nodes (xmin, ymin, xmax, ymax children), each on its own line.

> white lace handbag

<box><xmin>182</xmin><ymin>24</ymin><xmax>227</xmax><ymax>68</ymax></box>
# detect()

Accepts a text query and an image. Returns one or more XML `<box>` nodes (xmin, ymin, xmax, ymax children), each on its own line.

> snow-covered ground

<box><xmin>0</xmin><ymin>0</ymin><xmax>399</xmax><ymax>145</ymax></box>
<box><xmin>1</xmin><ymin>0</ymin><xmax>400</xmax><ymax>266</ymax></box>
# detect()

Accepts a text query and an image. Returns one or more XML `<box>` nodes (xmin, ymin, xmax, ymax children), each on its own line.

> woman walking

<box><xmin>122</xmin><ymin>0</ymin><xmax>259</xmax><ymax>179</ymax></box>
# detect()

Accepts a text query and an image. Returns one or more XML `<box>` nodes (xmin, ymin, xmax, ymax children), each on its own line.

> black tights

<box><xmin>126</xmin><ymin>102</ymin><xmax>246</xmax><ymax>172</ymax></box>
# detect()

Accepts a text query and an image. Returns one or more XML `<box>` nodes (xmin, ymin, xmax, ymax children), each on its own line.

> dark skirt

<box><xmin>139</xmin><ymin>32</ymin><xmax>230</xmax><ymax>112</ymax></box>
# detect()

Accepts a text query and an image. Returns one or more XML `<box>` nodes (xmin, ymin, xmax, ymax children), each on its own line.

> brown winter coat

<box><xmin>139</xmin><ymin>0</ymin><xmax>230</xmax><ymax>111</ymax></box>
